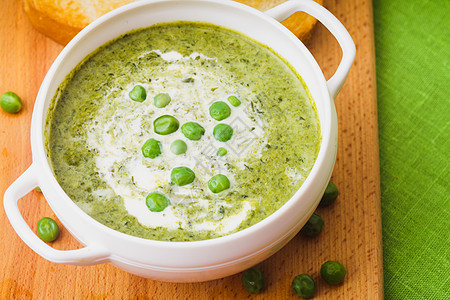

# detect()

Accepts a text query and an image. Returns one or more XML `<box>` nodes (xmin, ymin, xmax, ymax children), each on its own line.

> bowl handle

<box><xmin>3</xmin><ymin>164</ymin><xmax>110</xmax><ymax>266</ymax></box>
<box><xmin>265</xmin><ymin>0</ymin><xmax>356</xmax><ymax>99</ymax></box>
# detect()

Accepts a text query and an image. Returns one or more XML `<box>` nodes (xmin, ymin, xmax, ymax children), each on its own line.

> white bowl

<box><xmin>4</xmin><ymin>0</ymin><xmax>355</xmax><ymax>282</ymax></box>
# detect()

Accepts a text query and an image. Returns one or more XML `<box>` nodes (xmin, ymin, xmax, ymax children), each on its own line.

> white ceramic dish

<box><xmin>3</xmin><ymin>0</ymin><xmax>355</xmax><ymax>282</ymax></box>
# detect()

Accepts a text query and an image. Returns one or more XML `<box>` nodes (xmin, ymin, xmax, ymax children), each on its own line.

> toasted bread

<box><xmin>23</xmin><ymin>0</ymin><xmax>323</xmax><ymax>45</ymax></box>
<box><xmin>23</xmin><ymin>0</ymin><xmax>136</xmax><ymax>45</ymax></box>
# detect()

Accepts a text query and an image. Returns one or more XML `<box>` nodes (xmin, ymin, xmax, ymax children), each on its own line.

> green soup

<box><xmin>46</xmin><ymin>22</ymin><xmax>321</xmax><ymax>241</ymax></box>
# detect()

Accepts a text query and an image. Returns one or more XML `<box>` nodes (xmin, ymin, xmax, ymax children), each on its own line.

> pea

<box><xmin>217</xmin><ymin>147</ymin><xmax>227</xmax><ymax>157</ymax></box>
<box><xmin>171</xmin><ymin>167</ymin><xmax>195</xmax><ymax>186</ymax></box>
<box><xmin>129</xmin><ymin>85</ymin><xmax>147</xmax><ymax>102</ymax></box>
<box><xmin>208</xmin><ymin>174</ymin><xmax>230</xmax><ymax>193</ymax></box>
<box><xmin>0</xmin><ymin>91</ymin><xmax>23</xmax><ymax>113</ymax></box>
<box><xmin>181</xmin><ymin>122</ymin><xmax>205</xmax><ymax>140</ymax></box>
<box><xmin>209</xmin><ymin>101</ymin><xmax>231</xmax><ymax>121</ymax></box>
<box><xmin>213</xmin><ymin>124</ymin><xmax>233</xmax><ymax>142</ymax></box>
<box><xmin>292</xmin><ymin>274</ymin><xmax>315</xmax><ymax>299</ymax></box>
<box><xmin>35</xmin><ymin>187</ymin><xmax>42</xmax><ymax>192</ymax></box>
<box><xmin>36</xmin><ymin>217</ymin><xmax>59</xmax><ymax>242</ymax></box>
<box><xmin>154</xmin><ymin>115</ymin><xmax>179</xmax><ymax>135</ymax></box>
<box><xmin>242</xmin><ymin>268</ymin><xmax>265</xmax><ymax>294</ymax></box>
<box><xmin>320</xmin><ymin>261</ymin><xmax>346</xmax><ymax>285</ymax></box>
<box><xmin>301</xmin><ymin>213</ymin><xmax>324</xmax><ymax>237</ymax></box>
<box><xmin>154</xmin><ymin>93</ymin><xmax>171</xmax><ymax>108</ymax></box>
<box><xmin>319</xmin><ymin>181</ymin><xmax>339</xmax><ymax>207</ymax></box>
<box><xmin>170</xmin><ymin>140</ymin><xmax>187</xmax><ymax>155</ymax></box>
<box><xmin>227</xmin><ymin>95</ymin><xmax>241</xmax><ymax>107</ymax></box>
<box><xmin>146</xmin><ymin>192</ymin><xmax>170</xmax><ymax>212</ymax></box>
<box><xmin>142</xmin><ymin>138</ymin><xmax>162</xmax><ymax>159</ymax></box>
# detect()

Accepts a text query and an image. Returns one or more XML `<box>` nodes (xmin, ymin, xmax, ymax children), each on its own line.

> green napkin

<box><xmin>373</xmin><ymin>0</ymin><xmax>450</xmax><ymax>298</ymax></box>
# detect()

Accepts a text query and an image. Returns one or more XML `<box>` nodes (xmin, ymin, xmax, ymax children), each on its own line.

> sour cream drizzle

<box><xmin>85</xmin><ymin>51</ymin><xmax>267</xmax><ymax>234</ymax></box>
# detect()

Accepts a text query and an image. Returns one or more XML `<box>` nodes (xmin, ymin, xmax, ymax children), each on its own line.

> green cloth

<box><xmin>373</xmin><ymin>0</ymin><xmax>450</xmax><ymax>298</ymax></box>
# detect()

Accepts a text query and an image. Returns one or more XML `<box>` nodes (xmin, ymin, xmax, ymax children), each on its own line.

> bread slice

<box><xmin>23</xmin><ymin>0</ymin><xmax>135</xmax><ymax>45</ymax></box>
<box><xmin>23</xmin><ymin>0</ymin><xmax>323</xmax><ymax>45</ymax></box>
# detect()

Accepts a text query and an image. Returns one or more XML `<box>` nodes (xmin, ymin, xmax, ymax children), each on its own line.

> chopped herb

<box><xmin>182</xmin><ymin>77</ymin><xmax>195</xmax><ymax>83</ymax></box>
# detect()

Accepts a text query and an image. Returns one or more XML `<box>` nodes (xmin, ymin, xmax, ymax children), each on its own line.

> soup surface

<box><xmin>46</xmin><ymin>22</ymin><xmax>321</xmax><ymax>241</ymax></box>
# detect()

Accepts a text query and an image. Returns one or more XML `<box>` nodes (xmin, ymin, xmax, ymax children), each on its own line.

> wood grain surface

<box><xmin>0</xmin><ymin>0</ymin><xmax>382</xmax><ymax>298</ymax></box>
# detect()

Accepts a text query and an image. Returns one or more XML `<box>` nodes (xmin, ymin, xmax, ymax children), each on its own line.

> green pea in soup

<box><xmin>45</xmin><ymin>22</ymin><xmax>321</xmax><ymax>241</ymax></box>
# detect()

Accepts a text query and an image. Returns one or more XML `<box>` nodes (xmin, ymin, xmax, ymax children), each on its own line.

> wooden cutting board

<box><xmin>0</xmin><ymin>0</ymin><xmax>382</xmax><ymax>298</ymax></box>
